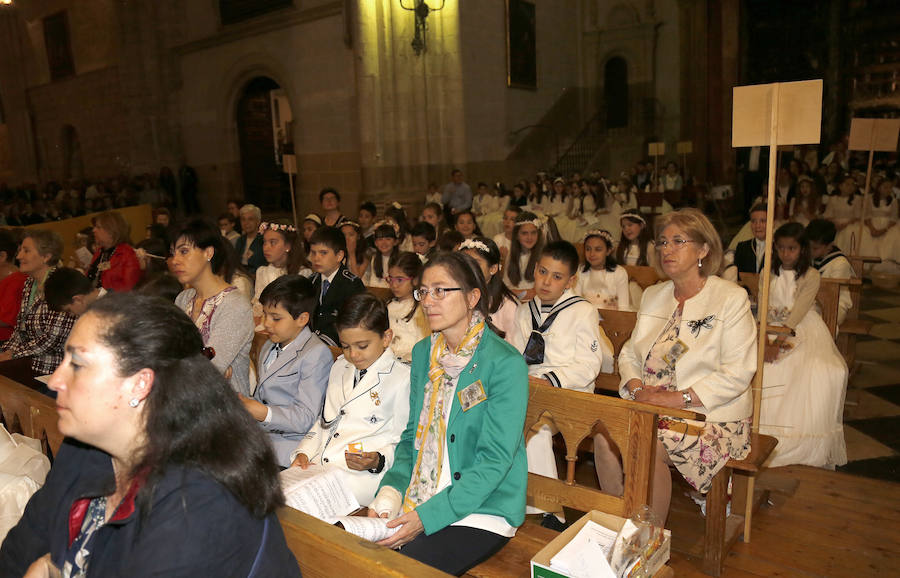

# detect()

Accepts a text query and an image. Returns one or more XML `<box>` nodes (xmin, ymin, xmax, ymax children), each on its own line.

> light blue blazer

<box><xmin>254</xmin><ymin>327</ymin><xmax>333</xmax><ymax>467</ymax></box>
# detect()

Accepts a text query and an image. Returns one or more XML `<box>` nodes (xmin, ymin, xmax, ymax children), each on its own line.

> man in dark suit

<box><xmin>235</xmin><ymin>204</ymin><xmax>266</xmax><ymax>276</ymax></box>
<box><xmin>307</xmin><ymin>227</ymin><xmax>365</xmax><ymax>346</ymax></box>
<box><xmin>733</xmin><ymin>203</ymin><xmax>768</xmax><ymax>274</ymax></box>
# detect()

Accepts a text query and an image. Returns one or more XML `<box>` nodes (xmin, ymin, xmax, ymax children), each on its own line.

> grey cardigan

<box><xmin>176</xmin><ymin>287</ymin><xmax>254</xmax><ymax>396</ymax></box>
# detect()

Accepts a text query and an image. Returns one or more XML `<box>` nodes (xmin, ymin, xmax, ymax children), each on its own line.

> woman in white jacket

<box><xmin>593</xmin><ymin>209</ymin><xmax>756</xmax><ymax>522</ymax></box>
<box><xmin>290</xmin><ymin>293</ymin><xmax>411</xmax><ymax>505</ymax></box>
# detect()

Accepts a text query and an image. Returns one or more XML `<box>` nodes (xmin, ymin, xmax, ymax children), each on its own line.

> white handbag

<box><xmin>0</xmin><ymin>425</ymin><xmax>51</xmax><ymax>545</ymax></box>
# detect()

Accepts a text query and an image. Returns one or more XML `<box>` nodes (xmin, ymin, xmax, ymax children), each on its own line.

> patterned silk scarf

<box><xmin>402</xmin><ymin>313</ymin><xmax>485</xmax><ymax>512</ymax></box>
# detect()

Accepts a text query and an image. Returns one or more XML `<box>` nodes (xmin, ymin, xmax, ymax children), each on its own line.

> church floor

<box><xmin>552</xmin><ymin>281</ymin><xmax>900</xmax><ymax>576</ymax></box>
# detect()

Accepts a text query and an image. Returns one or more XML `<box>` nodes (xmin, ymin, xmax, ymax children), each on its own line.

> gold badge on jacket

<box><xmin>458</xmin><ymin>380</ymin><xmax>487</xmax><ymax>412</ymax></box>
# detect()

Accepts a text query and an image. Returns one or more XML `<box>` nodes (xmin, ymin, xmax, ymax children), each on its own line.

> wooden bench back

<box><xmin>738</xmin><ymin>272</ymin><xmax>857</xmax><ymax>340</ymax></box>
<box><xmin>624</xmin><ymin>265</ymin><xmax>665</xmax><ymax>290</ymax></box>
<box><xmin>595</xmin><ymin>309</ymin><xmax>637</xmax><ymax>392</ymax></box>
<box><xmin>525</xmin><ymin>377</ymin><xmax>695</xmax><ymax>518</ymax></box>
<box><xmin>277</xmin><ymin>507</ymin><xmax>450</xmax><ymax>577</ymax></box>
<box><xmin>366</xmin><ymin>286</ymin><xmax>394</xmax><ymax>302</ymax></box>
<box><xmin>0</xmin><ymin>375</ymin><xmax>64</xmax><ymax>460</ymax></box>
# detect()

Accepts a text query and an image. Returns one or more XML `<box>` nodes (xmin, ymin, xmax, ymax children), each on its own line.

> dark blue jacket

<box><xmin>0</xmin><ymin>440</ymin><xmax>300</xmax><ymax>577</ymax></box>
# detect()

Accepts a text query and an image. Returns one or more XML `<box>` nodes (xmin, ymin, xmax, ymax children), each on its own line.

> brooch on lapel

<box><xmin>370</xmin><ymin>391</ymin><xmax>381</xmax><ymax>406</ymax></box>
<box><xmin>686</xmin><ymin>315</ymin><xmax>715</xmax><ymax>337</ymax></box>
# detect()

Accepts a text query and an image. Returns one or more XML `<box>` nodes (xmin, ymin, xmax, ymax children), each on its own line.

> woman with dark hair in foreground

<box><xmin>0</xmin><ymin>293</ymin><xmax>300</xmax><ymax>577</ymax></box>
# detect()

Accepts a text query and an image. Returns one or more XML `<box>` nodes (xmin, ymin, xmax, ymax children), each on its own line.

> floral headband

<box><xmin>391</xmin><ymin>201</ymin><xmax>404</xmax><ymax>210</ymax></box>
<box><xmin>304</xmin><ymin>214</ymin><xmax>322</xmax><ymax>225</ymax></box>
<box><xmin>259</xmin><ymin>222</ymin><xmax>297</xmax><ymax>234</ymax></box>
<box><xmin>583</xmin><ymin>229</ymin><xmax>615</xmax><ymax>246</ymax></box>
<box><xmin>621</xmin><ymin>211</ymin><xmax>646</xmax><ymax>225</ymax></box>
<box><xmin>516</xmin><ymin>217</ymin><xmax>544</xmax><ymax>230</ymax></box>
<box><xmin>341</xmin><ymin>220</ymin><xmax>360</xmax><ymax>230</ymax></box>
<box><xmin>373</xmin><ymin>218</ymin><xmax>400</xmax><ymax>237</ymax></box>
<box><xmin>459</xmin><ymin>239</ymin><xmax>490</xmax><ymax>254</ymax></box>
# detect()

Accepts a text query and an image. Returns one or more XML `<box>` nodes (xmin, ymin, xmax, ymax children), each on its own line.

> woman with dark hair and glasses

<box><xmin>367</xmin><ymin>252</ymin><xmax>528</xmax><ymax>576</ymax></box>
<box><xmin>171</xmin><ymin>219</ymin><xmax>254</xmax><ymax>395</ymax></box>
<box><xmin>0</xmin><ymin>293</ymin><xmax>299</xmax><ymax>577</ymax></box>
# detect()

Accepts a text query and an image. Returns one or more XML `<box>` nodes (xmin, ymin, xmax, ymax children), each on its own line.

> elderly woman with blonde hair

<box><xmin>88</xmin><ymin>210</ymin><xmax>141</xmax><ymax>292</ymax></box>
<box><xmin>593</xmin><ymin>208</ymin><xmax>757</xmax><ymax>521</ymax></box>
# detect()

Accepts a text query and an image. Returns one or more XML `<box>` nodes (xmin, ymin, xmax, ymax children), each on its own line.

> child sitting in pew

<box><xmin>509</xmin><ymin>241</ymin><xmax>613</xmax><ymax>528</ymax></box>
<box><xmin>241</xmin><ymin>275</ymin><xmax>334</xmax><ymax>468</ymax></box>
<box><xmin>309</xmin><ymin>227</ymin><xmax>366</xmax><ymax>347</ymax></box>
<box><xmin>807</xmin><ymin>218</ymin><xmax>854</xmax><ymax>326</ymax></box>
<box><xmin>386</xmin><ymin>252</ymin><xmax>429</xmax><ymax>362</ymax></box>
<box><xmin>573</xmin><ymin>229</ymin><xmax>631</xmax><ymax>310</ymax></box>
<box><xmin>290</xmin><ymin>293</ymin><xmax>410</xmax><ymax>505</ymax></box>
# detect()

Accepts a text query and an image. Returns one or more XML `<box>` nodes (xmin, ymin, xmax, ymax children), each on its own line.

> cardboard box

<box><xmin>531</xmin><ymin>510</ymin><xmax>671</xmax><ymax>578</ymax></box>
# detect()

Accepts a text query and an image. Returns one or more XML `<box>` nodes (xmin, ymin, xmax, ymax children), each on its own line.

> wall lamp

<box><xmin>399</xmin><ymin>0</ymin><xmax>445</xmax><ymax>56</ymax></box>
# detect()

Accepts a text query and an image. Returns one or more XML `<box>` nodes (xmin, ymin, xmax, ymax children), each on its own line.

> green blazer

<box><xmin>378</xmin><ymin>328</ymin><xmax>529</xmax><ymax>534</ymax></box>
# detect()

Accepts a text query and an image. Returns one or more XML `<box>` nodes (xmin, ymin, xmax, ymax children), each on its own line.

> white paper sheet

<box><xmin>280</xmin><ymin>466</ymin><xmax>360</xmax><ymax>521</ymax></box>
<box><xmin>334</xmin><ymin>516</ymin><xmax>401</xmax><ymax>542</ymax></box>
<box><xmin>550</xmin><ymin>520</ymin><xmax>618</xmax><ymax>578</ymax></box>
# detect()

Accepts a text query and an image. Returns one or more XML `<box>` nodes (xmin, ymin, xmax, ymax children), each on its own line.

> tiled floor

<box><xmin>838</xmin><ymin>281</ymin><xmax>900</xmax><ymax>483</ymax></box>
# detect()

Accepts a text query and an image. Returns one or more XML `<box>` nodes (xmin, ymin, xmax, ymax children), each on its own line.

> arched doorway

<box><xmin>61</xmin><ymin>124</ymin><xmax>84</xmax><ymax>180</ymax></box>
<box><xmin>604</xmin><ymin>57</ymin><xmax>628</xmax><ymax>129</ymax></box>
<box><xmin>236</xmin><ymin>77</ymin><xmax>293</xmax><ymax>210</ymax></box>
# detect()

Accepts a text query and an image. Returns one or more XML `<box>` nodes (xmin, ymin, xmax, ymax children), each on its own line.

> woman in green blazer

<box><xmin>368</xmin><ymin>252</ymin><xmax>529</xmax><ymax>576</ymax></box>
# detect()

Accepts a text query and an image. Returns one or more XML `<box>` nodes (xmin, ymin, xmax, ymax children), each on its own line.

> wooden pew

<box><xmin>278</xmin><ymin>506</ymin><xmax>450</xmax><ymax>577</ymax></box>
<box><xmin>0</xmin><ymin>374</ymin><xmax>64</xmax><ymax>460</ymax></box>
<box><xmin>595</xmin><ymin>308</ymin><xmax>637</xmax><ymax>392</ymax></box>
<box><xmin>467</xmin><ymin>377</ymin><xmax>694</xmax><ymax>577</ymax></box>
<box><xmin>623</xmin><ymin>265</ymin><xmax>665</xmax><ymax>290</ymax></box>
<box><xmin>366</xmin><ymin>286</ymin><xmax>394</xmax><ymax>302</ymax></box>
<box><xmin>838</xmin><ymin>255</ymin><xmax>879</xmax><ymax>371</ymax></box>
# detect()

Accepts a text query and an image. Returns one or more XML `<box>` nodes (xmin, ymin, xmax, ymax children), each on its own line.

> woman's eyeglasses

<box><xmin>656</xmin><ymin>238</ymin><xmax>696</xmax><ymax>250</ymax></box>
<box><xmin>413</xmin><ymin>287</ymin><xmax>463</xmax><ymax>301</ymax></box>
<box><xmin>387</xmin><ymin>276</ymin><xmax>412</xmax><ymax>284</ymax></box>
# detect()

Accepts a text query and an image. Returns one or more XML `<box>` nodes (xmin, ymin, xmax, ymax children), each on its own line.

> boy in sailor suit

<box><xmin>808</xmin><ymin>218</ymin><xmax>854</xmax><ymax>326</ymax></box>
<box><xmin>290</xmin><ymin>293</ymin><xmax>411</xmax><ymax>505</ymax></box>
<box><xmin>241</xmin><ymin>275</ymin><xmax>333</xmax><ymax>468</ymax></box>
<box><xmin>509</xmin><ymin>241</ymin><xmax>613</xmax><ymax>527</ymax></box>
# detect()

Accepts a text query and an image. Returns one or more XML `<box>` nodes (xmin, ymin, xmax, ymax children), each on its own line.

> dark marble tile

<box><xmin>837</xmin><ymin>456</ymin><xmax>900</xmax><ymax>483</ymax></box>
<box><xmin>865</xmin><ymin>384</ymin><xmax>900</xmax><ymax>407</ymax></box>
<box><xmin>845</xmin><ymin>415</ymin><xmax>900</xmax><ymax>452</ymax></box>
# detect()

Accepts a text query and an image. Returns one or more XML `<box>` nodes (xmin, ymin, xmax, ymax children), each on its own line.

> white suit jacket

<box><xmin>290</xmin><ymin>347</ymin><xmax>411</xmax><ymax>505</ymax></box>
<box><xmin>509</xmin><ymin>289</ymin><xmax>613</xmax><ymax>392</ymax></box>
<box><xmin>618</xmin><ymin>276</ymin><xmax>756</xmax><ymax>422</ymax></box>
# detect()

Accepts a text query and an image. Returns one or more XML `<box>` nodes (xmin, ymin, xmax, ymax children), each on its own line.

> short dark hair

<box><xmin>335</xmin><ymin>293</ymin><xmax>389</xmax><ymax>335</ymax></box>
<box><xmin>308</xmin><ymin>226</ymin><xmax>347</xmax><ymax>259</ymax></box>
<box><xmin>135</xmin><ymin>273</ymin><xmax>183</xmax><ymax>303</ymax></box>
<box><xmin>805</xmin><ymin>218</ymin><xmax>837</xmax><ymax>245</ymax></box>
<box><xmin>259</xmin><ymin>275</ymin><xmax>316</xmax><ymax>319</ymax></box>
<box><xmin>359</xmin><ymin>202</ymin><xmax>377</xmax><ymax>216</ymax></box>
<box><xmin>86</xmin><ymin>293</ymin><xmax>284</xmax><ymax>519</ymax></box>
<box><xmin>411</xmin><ymin>221</ymin><xmax>436</xmax><ymax>242</ymax></box>
<box><xmin>437</xmin><ymin>230</ymin><xmax>464</xmax><ymax>252</ymax></box>
<box><xmin>45</xmin><ymin>268</ymin><xmax>93</xmax><ymax>310</ymax></box>
<box><xmin>319</xmin><ymin>187</ymin><xmax>341</xmax><ymax>203</ymax></box>
<box><xmin>540</xmin><ymin>241</ymin><xmax>580</xmax><ymax>276</ymax></box>
<box><xmin>750</xmin><ymin>203</ymin><xmax>768</xmax><ymax>215</ymax></box>
<box><xmin>0</xmin><ymin>230</ymin><xmax>18</xmax><ymax>263</ymax></box>
<box><xmin>174</xmin><ymin>219</ymin><xmax>229</xmax><ymax>276</ymax></box>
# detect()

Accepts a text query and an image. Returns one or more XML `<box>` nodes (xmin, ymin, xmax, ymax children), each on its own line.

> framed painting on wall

<box><xmin>506</xmin><ymin>0</ymin><xmax>537</xmax><ymax>89</ymax></box>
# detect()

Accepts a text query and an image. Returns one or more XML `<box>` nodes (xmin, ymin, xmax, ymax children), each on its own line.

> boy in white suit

<box><xmin>290</xmin><ymin>293</ymin><xmax>411</xmax><ymax>505</ymax></box>
<box><xmin>241</xmin><ymin>275</ymin><xmax>333</xmax><ymax>468</ymax></box>
<box><xmin>509</xmin><ymin>241</ymin><xmax>613</xmax><ymax>528</ymax></box>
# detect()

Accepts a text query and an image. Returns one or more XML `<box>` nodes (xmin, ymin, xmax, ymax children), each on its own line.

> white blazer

<box><xmin>618</xmin><ymin>276</ymin><xmax>756</xmax><ymax>422</ymax></box>
<box><xmin>290</xmin><ymin>348</ymin><xmax>411</xmax><ymax>505</ymax></box>
<box><xmin>509</xmin><ymin>289</ymin><xmax>613</xmax><ymax>392</ymax></box>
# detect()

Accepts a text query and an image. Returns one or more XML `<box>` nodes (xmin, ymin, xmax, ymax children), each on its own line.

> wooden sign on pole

<box><xmin>732</xmin><ymin>79</ymin><xmax>822</xmax><ymax>542</ymax></box>
<box><xmin>648</xmin><ymin>142</ymin><xmax>665</xmax><ymax>191</ymax></box>
<box><xmin>282</xmin><ymin>154</ymin><xmax>299</xmax><ymax>230</ymax></box>
<box><xmin>847</xmin><ymin>118</ymin><xmax>900</xmax><ymax>253</ymax></box>
<box><xmin>676</xmin><ymin>141</ymin><xmax>693</xmax><ymax>181</ymax></box>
